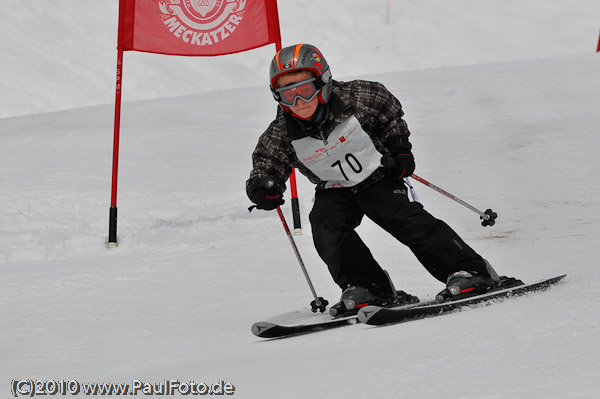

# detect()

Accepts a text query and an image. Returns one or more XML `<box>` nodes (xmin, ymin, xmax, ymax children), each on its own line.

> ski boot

<box><xmin>329</xmin><ymin>283</ymin><xmax>419</xmax><ymax>317</ymax></box>
<box><xmin>436</xmin><ymin>271</ymin><xmax>524</xmax><ymax>303</ymax></box>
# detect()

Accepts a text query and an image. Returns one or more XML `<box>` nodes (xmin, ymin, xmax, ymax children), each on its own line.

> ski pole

<box><xmin>248</xmin><ymin>176</ymin><xmax>328</xmax><ymax>312</ymax></box>
<box><xmin>275</xmin><ymin>206</ymin><xmax>328</xmax><ymax>312</ymax></box>
<box><xmin>381</xmin><ymin>154</ymin><xmax>497</xmax><ymax>226</ymax></box>
<box><xmin>410</xmin><ymin>174</ymin><xmax>497</xmax><ymax>227</ymax></box>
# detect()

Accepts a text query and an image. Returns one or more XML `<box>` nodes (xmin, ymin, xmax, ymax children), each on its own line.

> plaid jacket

<box><xmin>247</xmin><ymin>79</ymin><xmax>412</xmax><ymax>195</ymax></box>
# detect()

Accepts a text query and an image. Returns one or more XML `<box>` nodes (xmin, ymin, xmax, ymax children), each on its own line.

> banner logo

<box><xmin>159</xmin><ymin>0</ymin><xmax>246</xmax><ymax>46</ymax></box>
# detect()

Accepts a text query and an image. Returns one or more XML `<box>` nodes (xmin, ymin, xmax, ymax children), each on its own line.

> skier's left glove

<box><xmin>385</xmin><ymin>136</ymin><xmax>415</xmax><ymax>181</ymax></box>
<box><xmin>388</xmin><ymin>150</ymin><xmax>415</xmax><ymax>180</ymax></box>
<box><xmin>247</xmin><ymin>175</ymin><xmax>285</xmax><ymax>211</ymax></box>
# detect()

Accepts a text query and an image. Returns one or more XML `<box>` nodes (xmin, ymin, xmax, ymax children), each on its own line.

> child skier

<box><xmin>246</xmin><ymin>44</ymin><xmax>520</xmax><ymax>315</ymax></box>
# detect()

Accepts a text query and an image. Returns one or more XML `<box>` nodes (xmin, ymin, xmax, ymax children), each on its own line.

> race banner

<box><xmin>118</xmin><ymin>0</ymin><xmax>281</xmax><ymax>56</ymax></box>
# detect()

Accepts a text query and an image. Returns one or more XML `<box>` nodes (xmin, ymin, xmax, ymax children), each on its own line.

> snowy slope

<box><xmin>2</xmin><ymin>54</ymin><xmax>600</xmax><ymax>398</ymax></box>
<box><xmin>2</xmin><ymin>0</ymin><xmax>600</xmax><ymax>118</ymax></box>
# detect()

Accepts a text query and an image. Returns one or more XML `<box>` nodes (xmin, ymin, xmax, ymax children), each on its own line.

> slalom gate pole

<box><xmin>108</xmin><ymin>49</ymin><xmax>124</xmax><ymax>248</ymax></box>
<box><xmin>410</xmin><ymin>174</ymin><xmax>498</xmax><ymax>227</ymax></box>
<box><xmin>273</xmin><ymin>41</ymin><xmax>302</xmax><ymax>234</ymax></box>
<box><xmin>276</xmin><ymin>206</ymin><xmax>328</xmax><ymax>312</ymax></box>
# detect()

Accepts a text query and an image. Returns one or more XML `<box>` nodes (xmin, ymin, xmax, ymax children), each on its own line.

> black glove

<box><xmin>389</xmin><ymin>150</ymin><xmax>415</xmax><ymax>180</ymax></box>
<box><xmin>247</xmin><ymin>175</ymin><xmax>285</xmax><ymax>211</ymax></box>
<box><xmin>385</xmin><ymin>136</ymin><xmax>415</xmax><ymax>180</ymax></box>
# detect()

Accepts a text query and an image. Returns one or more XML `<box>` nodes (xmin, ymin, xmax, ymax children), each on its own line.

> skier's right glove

<box><xmin>247</xmin><ymin>175</ymin><xmax>285</xmax><ymax>211</ymax></box>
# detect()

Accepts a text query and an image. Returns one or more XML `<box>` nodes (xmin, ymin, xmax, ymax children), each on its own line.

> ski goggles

<box><xmin>273</xmin><ymin>77</ymin><xmax>323</xmax><ymax>107</ymax></box>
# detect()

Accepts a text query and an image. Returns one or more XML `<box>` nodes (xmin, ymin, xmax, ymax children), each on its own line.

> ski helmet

<box><xmin>269</xmin><ymin>44</ymin><xmax>333</xmax><ymax>106</ymax></box>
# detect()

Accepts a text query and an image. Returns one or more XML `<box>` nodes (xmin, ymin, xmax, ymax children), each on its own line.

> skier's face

<box><xmin>277</xmin><ymin>71</ymin><xmax>320</xmax><ymax>119</ymax></box>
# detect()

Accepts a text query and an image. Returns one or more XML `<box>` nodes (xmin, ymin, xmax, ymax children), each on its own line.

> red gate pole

<box><xmin>274</xmin><ymin>40</ymin><xmax>302</xmax><ymax>234</ymax></box>
<box><xmin>108</xmin><ymin>49</ymin><xmax>124</xmax><ymax>247</ymax></box>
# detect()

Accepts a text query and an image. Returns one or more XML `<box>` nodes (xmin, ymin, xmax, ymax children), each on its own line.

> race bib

<box><xmin>292</xmin><ymin>116</ymin><xmax>383</xmax><ymax>188</ymax></box>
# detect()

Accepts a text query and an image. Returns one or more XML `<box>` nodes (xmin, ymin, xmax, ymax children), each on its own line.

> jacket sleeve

<box><xmin>369</xmin><ymin>82</ymin><xmax>412</xmax><ymax>151</ymax></box>
<box><xmin>246</xmin><ymin>119</ymin><xmax>294</xmax><ymax>198</ymax></box>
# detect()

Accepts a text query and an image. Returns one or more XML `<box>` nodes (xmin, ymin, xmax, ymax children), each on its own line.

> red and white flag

<box><xmin>118</xmin><ymin>0</ymin><xmax>281</xmax><ymax>56</ymax></box>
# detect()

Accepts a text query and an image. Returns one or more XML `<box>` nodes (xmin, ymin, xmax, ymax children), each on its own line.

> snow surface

<box><xmin>2</xmin><ymin>1</ymin><xmax>600</xmax><ymax>398</ymax></box>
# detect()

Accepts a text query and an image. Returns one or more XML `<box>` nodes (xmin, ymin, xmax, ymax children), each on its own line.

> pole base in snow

<box><xmin>108</xmin><ymin>206</ymin><xmax>118</xmax><ymax>247</ymax></box>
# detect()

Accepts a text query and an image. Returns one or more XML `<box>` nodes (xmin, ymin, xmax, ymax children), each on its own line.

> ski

<box><xmin>358</xmin><ymin>274</ymin><xmax>567</xmax><ymax>326</ymax></box>
<box><xmin>251</xmin><ymin>314</ymin><xmax>358</xmax><ymax>339</ymax></box>
<box><xmin>252</xmin><ymin>275</ymin><xmax>566</xmax><ymax>338</ymax></box>
<box><xmin>251</xmin><ymin>299</ymin><xmax>435</xmax><ymax>339</ymax></box>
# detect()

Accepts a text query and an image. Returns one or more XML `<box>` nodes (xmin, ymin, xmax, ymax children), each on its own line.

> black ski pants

<box><xmin>309</xmin><ymin>178</ymin><xmax>488</xmax><ymax>291</ymax></box>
